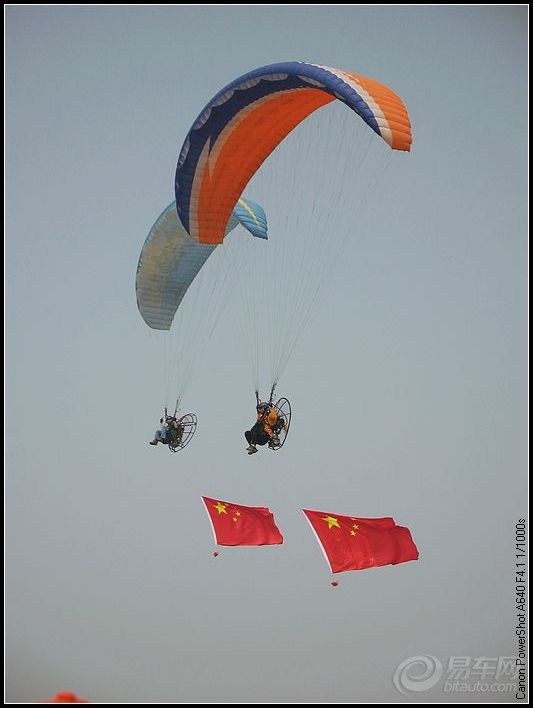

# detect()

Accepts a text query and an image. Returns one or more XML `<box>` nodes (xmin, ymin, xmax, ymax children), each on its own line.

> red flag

<box><xmin>302</xmin><ymin>508</ymin><xmax>419</xmax><ymax>573</ymax></box>
<box><xmin>46</xmin><ymin>692</ymin><xmax>88</xmax><ymax>703</ymax></box>
<box><xmin>202</xmin><ymin>496</ymin><xmax>283</xmax><ymax>546</ymax></box>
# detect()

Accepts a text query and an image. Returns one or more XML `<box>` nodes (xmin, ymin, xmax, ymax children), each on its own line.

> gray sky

<box><xmin>6</xmin><ymin>5</ymin><xmax>527</xmax><ymax>704</ymax></box>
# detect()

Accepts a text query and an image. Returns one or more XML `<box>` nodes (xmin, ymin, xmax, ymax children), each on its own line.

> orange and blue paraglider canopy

<box><xmin>175</xmin><ymin>61</ymin><xmax>412</xmax><ymax>245</ymax></box>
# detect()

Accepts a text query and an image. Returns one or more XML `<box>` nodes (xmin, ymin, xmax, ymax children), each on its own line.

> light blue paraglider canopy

<box><xmin>136</xmin><ymin>197</ymin><xmax>267</xmax><ymax>330</ymax></box>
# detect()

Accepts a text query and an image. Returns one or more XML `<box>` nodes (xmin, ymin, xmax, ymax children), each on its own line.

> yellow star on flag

<box><xmin>322</xmin><ymin>515</ymin><xmax>340</xmax><ymax>530</ymax></box>
<box><xmin>214</xmin><ymin>502</ymin><xmax>227</xmax><ymax>514</ymax></box>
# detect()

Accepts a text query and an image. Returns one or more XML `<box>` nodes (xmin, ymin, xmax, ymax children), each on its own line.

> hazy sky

<box><xmin>6</xmin><ymin>5</ymin><xmax>527</xmax><ymax>704</ymax></box>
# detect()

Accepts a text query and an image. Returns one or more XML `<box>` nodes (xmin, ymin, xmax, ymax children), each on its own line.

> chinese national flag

<box><xmin>202</xmin><ymin>496</ymin><xmax>283</xmax><ymax>546</ymax></box>
<box><xmin>302</xmin><ymin>509</ymin><xmax>419</xmax><ymax>573</ymax></box>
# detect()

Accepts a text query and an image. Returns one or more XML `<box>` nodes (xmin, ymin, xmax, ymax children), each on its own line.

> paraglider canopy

<box><xmin>175</xmin><ymin>61</ymin><xmax>412</xmax><ymax>245</ymax></box>
<box><xmin>136</xmin><ymin>197</ymin><xmax>267</xmax><ymax>330</ymax></box>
